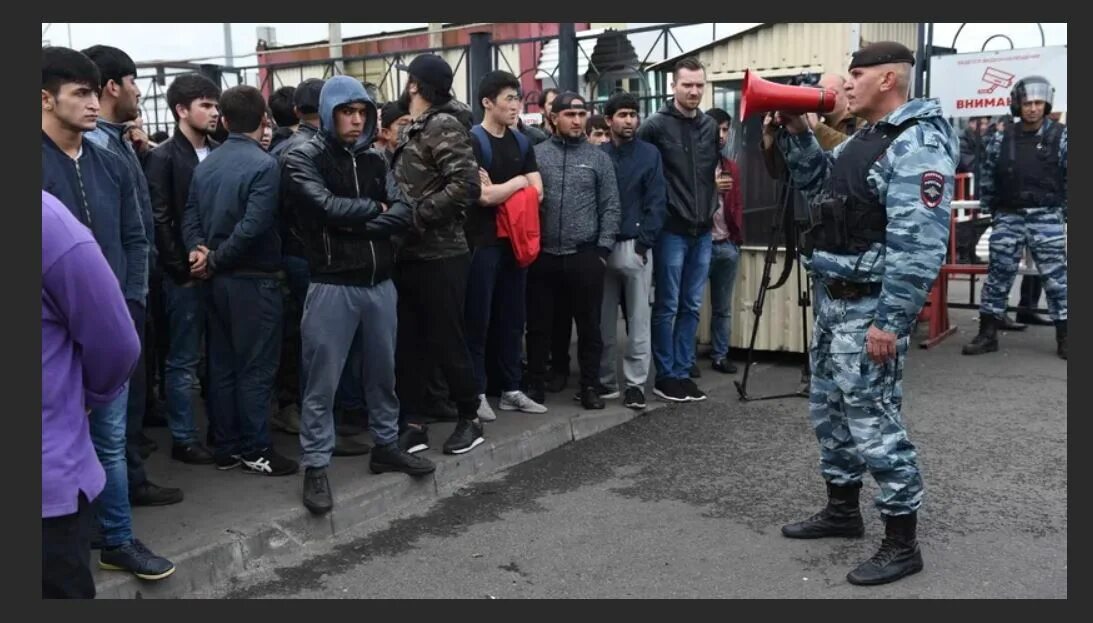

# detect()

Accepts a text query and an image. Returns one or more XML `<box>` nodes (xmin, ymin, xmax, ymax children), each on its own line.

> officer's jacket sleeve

<box><xmin>873</xmin><ymin>125</ymin><xmax>958</xmax><ymax>335</ymax></box>
<box><xmin>1059</xmin><ymin>125</ymin><xmax>1068</xmax><ymax>213</ymax></box>
<box><xmin>977</xmin><ymin>130</ymin><xmax>1002</xmax><ymax>211</ymax></box>
<box><xmin>779</xmin><ymin>130</ymin><xmax>842</xmax><ymax>205</ymax></box>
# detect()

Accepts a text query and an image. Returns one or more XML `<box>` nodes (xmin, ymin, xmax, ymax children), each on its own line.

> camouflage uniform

<box><xmin>779</xmin><ymin>99</ymin><xmax>958</xmax><ymax>516</ymax></box>
<box><xmin>977</xmin><ymin>119</ymin><xmax>1068</xmax><ymax>321</ymax></box>
<box><xmin>391</xmin><ymin>99</ymin><xmax>481</xmax><ymax>261</ymax></box>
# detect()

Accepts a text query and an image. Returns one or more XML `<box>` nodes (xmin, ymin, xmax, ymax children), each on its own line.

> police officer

<box><xmin>962</xmin><ymin>76</ymin><xmax>1067</xmax><ymax>360</ymax></box>
<box><xmin>773</xmin><ymin>42</ymin><xmax>958</xmax><ymax>586</ymax></box>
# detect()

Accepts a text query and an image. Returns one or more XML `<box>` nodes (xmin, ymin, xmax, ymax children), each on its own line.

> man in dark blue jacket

<box><xmin>83</xmin><ymin>44</ymin><xmax>184</xmax><ymax>506</ymax></box>
<box><xmin>598</xmin><ymin>92</ymin><xmax>667</xmax><ymax>411</ymax></box>
<box><xmin>41</xmin><ymin>45</ymin><xmax>175</xmax><ymax>582</ymax></box>
<box><xmin>183</xmin><ymin>85</ymin><xmax>297</xmax><ymax>477</ymax></box>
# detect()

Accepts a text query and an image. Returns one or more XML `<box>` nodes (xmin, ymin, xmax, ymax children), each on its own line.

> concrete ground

<box><xmin>188</xmin><ymin>306</ymin><xmax>1066</xmax><ymax>599</ymax></box>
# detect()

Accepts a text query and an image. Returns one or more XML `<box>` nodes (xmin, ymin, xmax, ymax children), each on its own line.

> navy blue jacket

<box><xmin>182</xmin><ymin>134</ymin><xmax>282</xmax><ymax>274</ymax></box>
<box><xmin>87</xmin><ymin>120</ymin><xmax>155</xmax><ymax>265</ymax></box>
<box><xmin>601</xmin><ymin>137</ymin><xmax>668</xmax><ymax>253</ymax></box>
<box><xmin>42</xmin><ymin>131</ymin><xmax>149</xmax><ymax>304</ymax></box>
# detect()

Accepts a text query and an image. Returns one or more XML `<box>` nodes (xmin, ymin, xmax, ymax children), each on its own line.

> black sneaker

<box><xmin>241</xmin><ymin>448</ymin><xmax>299</xmax><ymax>476</ymax></box>
<box><xmin>653</xmin><ymin>379</ymin><xmax>689</xmax><ymax>403</ymax></box>
<box><xmin>443</xmin><ymin>419</ymin><xmax>485</xmax><ymax>455</ymax></box>
<box><xmin>302</xmin><ymin>467</ymin><xmax>333</xmax><ymax>515</ymax></box>
<box><xmin>370</xmin><ymin>443</ymin><xmax>437</xmax><ymax>476</ymax></box>
<box><xmin>579</xmin><ymin>386</ymin><xmax>606</xmax><ymax>410</ymax></box>
<box><xmin>681</xmin><ymin>378</ymin><xmax>707</xmax><ymax>402</ymax></box>
<box><xmin>215</xmin><ymin>453</ymin><xmax>242</xmax><ymax>470</ymax></box>
<box><xmin>398</xmin><ymin>425</ymin><xmax>430</xmax><ymax>454</ymax></box>
<box><xmin>712</xmin><ymin>358</ymin><xmax>739</xmax><ymax>374</ymax></box>
<box><xmin>129</xmin><ymin>481</ymin><xmax>184</xmax><ymax>507</ymax></box>
<box><xmin>623</xmin><ymin>386</ymin><xmax>646</xmax><ymax>410</ymax></box>
<box><xmin>572</xmin><ymin>383</ymin><xmax>619</xmax><ymax>402</ymax></box>
<box><xmin>99</xmin><ymin>539</ymin><xmax>176</xmax><ymax>581</ymax></box>
<box><xmin>171</xmin><ymin>443</ymin><xmax>215</xmax><ymax>465</ymax></box>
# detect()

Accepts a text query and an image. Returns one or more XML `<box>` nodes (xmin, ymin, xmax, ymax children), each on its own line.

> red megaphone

<box><xmin>739</xmin><ymin>70</ymin><xmax>838</xmax><ymax>120</ymax></box>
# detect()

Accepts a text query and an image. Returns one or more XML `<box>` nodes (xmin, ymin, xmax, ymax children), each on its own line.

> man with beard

<box><xmin>391</xmin><ymin>55</ymin><xmax>486</xmax><ymax>455</ymax></box>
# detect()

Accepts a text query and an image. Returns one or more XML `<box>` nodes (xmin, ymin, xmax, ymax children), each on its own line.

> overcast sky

<box><xmin>42</xmin><ymin>22</ymin><xmax>1067</xmax><ymax>66</ymax></box>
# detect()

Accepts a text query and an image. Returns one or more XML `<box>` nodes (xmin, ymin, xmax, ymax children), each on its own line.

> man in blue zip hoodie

<box><xmin>82</xmin><ymin>44</ymin><xmax>185</xmax><ymax>507</ymax></box>
<box><xmin>526</xmin><ymin>91</ymin><xmax>621</xmax><ymax>410</ymax></box>
<box><xmin>183</xmin><ymin>85</ymin><xmax>298</xmax><ymax>477</ymax></box>
<box><xmin>598</xmin><ymin>92</ymin><xmax>667</xmax><ymax>411</ymax></box>
<box><xmin>283</xmin><ymin>76</ymin><xmax>435</xmax><ymax>515</ymax></box>
<box><xmin>41</xmin><ymin>46</ymin><xmax>175</xmax><ymax>582</ymax></box>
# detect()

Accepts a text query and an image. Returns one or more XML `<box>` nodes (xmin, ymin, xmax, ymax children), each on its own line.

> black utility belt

<box><xmin>823</xmin><ymin>280</ymin><xmax>882</xmax><ymax>300</ymax></box>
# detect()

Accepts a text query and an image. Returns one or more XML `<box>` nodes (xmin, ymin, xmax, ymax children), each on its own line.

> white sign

<box><xmin>929</xmin><ymin>46</ymin><xmax>1067</xmax><ymax>118</ymax></box>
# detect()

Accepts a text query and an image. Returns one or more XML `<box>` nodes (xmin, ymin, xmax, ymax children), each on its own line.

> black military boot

<box><xmin>1056</xmin><ymin>320</ymin><xmax>1067</xmax><ymax>360</ymax></box>
<box><xmin>846</xmin><ymin>512</ymin><xmax>924</xmax><ymax>586</ymax></box>
<box><xmin>998</xmin><ymin>313</ymin><xmax>1027</xmax><ymax>332</ymax></box>
<box><xmin>782</xmin><ymin>482</ymin><xmax>865</xmax><ymax>539</ymax></box>
<box><xmin>962</xmin><ymin>313</ymin><xmax>999</xmax><ymax>355</ymax></box>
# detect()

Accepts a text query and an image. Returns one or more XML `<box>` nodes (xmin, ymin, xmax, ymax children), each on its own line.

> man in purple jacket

<box><xmin>42</xmin><ymin>190</ymin><xmax>142</xmax><ymax>597</ymax></box>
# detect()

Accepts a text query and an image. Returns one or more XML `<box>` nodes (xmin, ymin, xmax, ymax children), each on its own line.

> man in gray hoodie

<box><xmin>526</xmin><ymin>92</ymin><xmax>621</xmax><ymax>410</ymax></box>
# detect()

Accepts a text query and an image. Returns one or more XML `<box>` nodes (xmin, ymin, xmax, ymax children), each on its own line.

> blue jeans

<box><xmin>163</xmin><ymin>279</ymin><xmax>204</xmax><ymax>445</ymax></box>
<box><xmin>89</xmin><ymin>388</ymin><xmax>132</xmax><ymax>548</ymax></box>
<box><xmin>464</xmin><ymin>244</ymin><xmax>527</xmax><ymax>394</ymax></box>
<box><xmin>653</xmin><ymin>230</ymin><xmax>713</xmax><ymax>381</ymax></box>
<box><xmin>708</xmin><ymin>240</ymin><xmax>740</xmax><ymax>360</ymax></box>
<box><xmin>206</xmin><ymin>276</ymin><xmax>282</xmax><ymax>459</ymax></box>
<box><xmin>282</xmin><ymin>255</ymin><xmax>364</xmax><ymax>410</ymax></box>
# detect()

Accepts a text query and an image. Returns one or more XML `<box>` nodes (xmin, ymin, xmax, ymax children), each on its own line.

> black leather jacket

<box><xmin>143</xmin><ymin>131</ymin><xmax>219</xmax><ymax>283</ymax></box>
<box><xmin>282</xmin><ymin>132</ymin><xmax>413</xmax><ymax>286</ymax></box>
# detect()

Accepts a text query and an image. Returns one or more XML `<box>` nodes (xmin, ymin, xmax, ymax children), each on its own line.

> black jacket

<box><xmin>144</xmin><ymin>132</ymin><xmax>220</xmax><ymax>283</ymax></box>
<box><xmin>182</xmin><ymin>134</ymin><xmax>282</xmax><ymax>275</ymax></box>
<box><xmin>636</xmin><ymin>102</ymin><xmax>720</xmax><ymax>236</ymax></box>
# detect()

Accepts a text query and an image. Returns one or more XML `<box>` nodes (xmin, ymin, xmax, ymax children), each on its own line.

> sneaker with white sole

<box><xmin>241</xmin><ymin>448</ymin><xmax>299</xmax><ymax>476</ymax></box>
<box><xmin>499</xmin><ymin>390</ymin><xmax>548</xmax><ymax>413</ymax></box>
<box><xmin>443</xmin><ymin>419</ymin><xmax>485</xmax><ymax>455</ymax></box>
<box><xmin>476</xmin><ymin>394</ymin><xmax>497</xmax><ymax>422</ymax></box>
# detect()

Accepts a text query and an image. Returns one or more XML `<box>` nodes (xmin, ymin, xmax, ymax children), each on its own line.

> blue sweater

<box><xmin>41</xmin><ymin>132</ymin><xmax>149</xmax><ymax>304</ymax></box>
<box><xmin>601</xmin><ymin>138</ymin><xmax>668</xmax><ymax>252</ymax></box>
<box><xmin>183</xmin><ymin>134</ymin><xmax>282</xmax><ymax>274</ymax></box>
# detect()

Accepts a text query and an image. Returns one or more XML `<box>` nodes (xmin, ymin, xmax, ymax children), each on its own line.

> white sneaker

<box><xmin>476</xmin><ymin>394</ymin><xmax>497</xmax><ymax>422</ymax></box>
<box><xmin>499</xmin><ymin>390</ymin><xmax>548</xmax><ymax>414</ymax></box>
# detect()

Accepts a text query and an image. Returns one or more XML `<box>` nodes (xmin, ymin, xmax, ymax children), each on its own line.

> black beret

<box><xmin>849</xmin><ymin>41</ymin><xmax>915</xmax><ymax>70</ymax></box>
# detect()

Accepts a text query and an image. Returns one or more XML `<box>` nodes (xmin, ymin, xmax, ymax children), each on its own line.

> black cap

<box><xmin>849</xmin><ymin>41</ymin><xmax>916</xmax><ymax>70</ymax></box>
<box><xmin>396</xmin><ymin>55</ymin><xmax>454</xmax><ymax>94</ymax></box>
<box><xmin>294</xmin><ymin>78</ymin><xmax>324</xmax><ymax>114</ymax></box>
<box><xmin>380</xmin><ymin>100</ymin><xmax>410</xmax><ymax>128</ymax></box>
<box><xmin>550</xmin><ymin>91</ymin><xmax>587</xmax><ymax>113</ymax></box>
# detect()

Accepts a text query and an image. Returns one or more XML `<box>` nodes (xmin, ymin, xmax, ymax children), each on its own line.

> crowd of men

<box><xmin>42</xmin><ymin>39</ymin><xmax>1065</xmax><ymax>598</ymax></box>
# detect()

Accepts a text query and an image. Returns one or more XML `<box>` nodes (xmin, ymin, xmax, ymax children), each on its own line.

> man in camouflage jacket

<box><xmin>390</xmin><ymin>55</ymin><xmax>486</xmax><ymax>457</ymax></box>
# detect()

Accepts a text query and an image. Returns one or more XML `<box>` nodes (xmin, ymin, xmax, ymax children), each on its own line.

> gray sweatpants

<box><xmin>300</xmin><ymin>280</ymin><xmax>399</xmax><ymax>468</ymax></box>
<box><xmin>599</xmin><ymin>239</ymin><xmax>654</xmax><ymax>391</ymax></box>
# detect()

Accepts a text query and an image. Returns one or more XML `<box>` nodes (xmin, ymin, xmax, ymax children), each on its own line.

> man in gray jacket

<box><xmin>525</xmin><ymin>92</ymin><xmax>621</xmax><ymax>410</ymax></box>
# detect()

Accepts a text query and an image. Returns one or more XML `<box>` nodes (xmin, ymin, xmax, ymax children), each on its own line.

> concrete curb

<box><xmin>95</xmin><ymin>400</ymin><xmax>656</xmax><ymax>599</ymax></box>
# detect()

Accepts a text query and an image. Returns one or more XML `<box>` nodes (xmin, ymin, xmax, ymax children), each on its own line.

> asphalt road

<box><xmin>216</xmin><ymin>313</ymin><xmax>1066</xmax><ymax>599</ymax></box>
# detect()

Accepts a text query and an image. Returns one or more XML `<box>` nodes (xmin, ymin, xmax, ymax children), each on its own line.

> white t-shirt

<box><xmin>195</xmin><ymin>146</ymin><xmax>209</xmax><ymax>162</ymax></box>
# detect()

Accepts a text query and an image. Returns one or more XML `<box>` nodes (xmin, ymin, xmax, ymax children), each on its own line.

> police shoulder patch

<box><xmin>920</xmin><ymin>171</ymin><xmax>944</xmax><ymax>208</ymax></box>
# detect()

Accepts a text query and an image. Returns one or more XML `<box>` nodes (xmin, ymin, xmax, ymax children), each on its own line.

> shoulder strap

<box><xmin>512</xmin><ymin>127</ymin><xmax>530</xmax><ymax>162</ymax></box>
<box><xmin>470</xmin><ymin>124</ymin><xmax>491</xmax><ymax>169</ymax></box>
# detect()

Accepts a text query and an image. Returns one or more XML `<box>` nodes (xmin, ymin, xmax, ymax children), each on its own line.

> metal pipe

<box><xmin>223</xmin><ymin>23</ymin><xmax>233</xmax><ymax>66</ymax></box>
<box><xmin>558</xmin><ymin>23</ymin><xmax>578</xmax><ymax>92</ymax></box>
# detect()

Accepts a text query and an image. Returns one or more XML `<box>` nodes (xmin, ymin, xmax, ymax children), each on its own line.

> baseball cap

<box><xmin>396</xmin><ymin>55</ymin><xmax>454</xmax><ymax>95</ymax></box>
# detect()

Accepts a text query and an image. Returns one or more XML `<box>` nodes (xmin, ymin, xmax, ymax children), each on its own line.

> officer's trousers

<box><xmin>979</xmin><ymin>208</ymin><xmax>1067</xmax><ymax>321</ymax></box>
<box><xmin>808</xmin><ymin>292</ymin><xmax>923</xmax><ymax>516</ymax></box>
